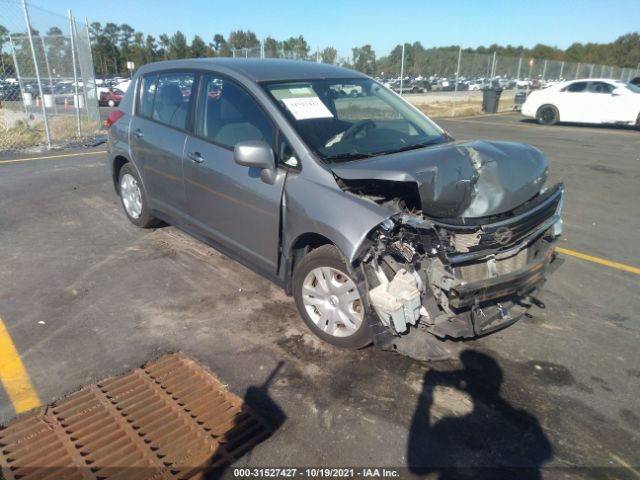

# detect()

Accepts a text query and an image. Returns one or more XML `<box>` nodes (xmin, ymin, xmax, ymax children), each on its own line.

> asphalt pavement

<box><xmin>0</xmin><ymin>113</ymin><xmax>639</xmax><ymax>479</ymax></box>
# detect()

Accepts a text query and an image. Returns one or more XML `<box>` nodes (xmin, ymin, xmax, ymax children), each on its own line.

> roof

<box><xmin>137</xmin><ymin>58</ymin><xmax>368</xmax><ymax>82</ymax></box>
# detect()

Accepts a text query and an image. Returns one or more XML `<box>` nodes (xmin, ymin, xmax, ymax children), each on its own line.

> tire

<box><xmin>117</xmin><ymin>163</ymin><xmax>159</xmax><ymax>228</ymax></box>
<box><xmin>292</xmin><ymin>245</ymin><xmax>372</xmax><ymax>349</ymax></box>
<box><xmin>108</xmin><ymin>99</ymin><xmax>116</xmax><ymax>107</ymax></box>
<box><xmin>536</xmin><ymin>104</ymin><xmax>559</xmax><ymax>125</ymax></box>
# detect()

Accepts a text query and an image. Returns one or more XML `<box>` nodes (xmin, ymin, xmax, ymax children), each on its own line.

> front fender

<box><xmin>282</xmin><ymin>172</ymin><xmax>393</xmax><ymax>264</ymax></box>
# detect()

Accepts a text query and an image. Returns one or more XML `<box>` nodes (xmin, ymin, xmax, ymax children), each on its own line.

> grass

<box><xmin>0</xmin><ymin>110</ymin><xmax>102</xmax><ymax>151</ymax></box>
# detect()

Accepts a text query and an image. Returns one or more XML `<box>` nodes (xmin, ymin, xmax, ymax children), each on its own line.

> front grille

<box><xmin>456</xmin><ymin>247</ymin><xmax>529</xmax><ymax>283</ymax></box>
<box><xmin>447</xmin><ymin>184</ymin><xmax>563</xmax><ymax>254</ymax></box>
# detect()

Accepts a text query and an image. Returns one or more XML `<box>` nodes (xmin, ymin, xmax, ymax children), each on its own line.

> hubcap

<box><xmin>120</xmin><ymin>173</ymin><xmax>143</xmax><ymax>219</ymax></box>
<box><xmin>301</xmin><ymin>267</ymin><xmax>363</xmax><ymax>338</ymax></box>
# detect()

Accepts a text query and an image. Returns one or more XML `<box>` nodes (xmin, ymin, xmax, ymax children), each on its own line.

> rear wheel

<box><xmin>536</xmin><ymin>104</ymin><xmax>559</xmax><ymax>125</ymax></box>
<box><xmin>292</xmin><ymin>245</ymin><xmax>372</xmax><ymax>349</ymax></box>
<box><xmin>108</xmin><ymin>99</ymin><xmax>116</xmax><ymax>107</ymax></box>
<box><xmin>118</xmin><ymin>163</ymin><xmax>159</xmax><ymax>228</ymax></box>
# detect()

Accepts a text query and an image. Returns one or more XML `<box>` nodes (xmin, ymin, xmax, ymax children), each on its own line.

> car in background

<box><xmin>115</xmin><ymin>80</ymin><xmax>131</xmax><ymax>93</ymax></box>
<box><xmin>107</xmin><ymin>59</ymin><xmax>564</xmax><ymax>356</ymax></box>
<box><xmin>522</xmin><ymin>78</ymin><xmax>640</xmax><ymax>126</ymax></box>
<box><xmin>630</xmin><ymin>76</ymin><xmax>640</xmax><ymax>87</ymax></box>
<box><xmin>99</xmin><ymin>87</ymin><xmax>124</xmax><ymax>107</ymax></box>
<box><xmin>391</xmin><ymin>81</ymin><xmax>427</xmax><ymax>94</ymax></box>
<box><xmin>0</xmin><ymin>83</ymin><xmax>22</xmax><ymax>101</ymax></box>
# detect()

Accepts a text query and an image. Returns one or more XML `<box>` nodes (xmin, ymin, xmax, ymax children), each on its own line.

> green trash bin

<box><xmin>482</xmin><ymin>87</ymin><xmax>503</xmax><ymax>113</ymax></box>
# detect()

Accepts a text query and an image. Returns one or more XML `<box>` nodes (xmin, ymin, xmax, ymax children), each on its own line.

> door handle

<box><xmin>187</xmin><ymin>151</ymin><xmax>204</xmax><ymax>164</ymax></box>
<box><xmin>134</xmin><ymin>128</ymin><xmax>143</xmax><ymax>138</ymax></box>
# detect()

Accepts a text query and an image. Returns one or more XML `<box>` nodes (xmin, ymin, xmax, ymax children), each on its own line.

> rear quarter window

<box><xmin>137</xmin><ymin>74</ymin><xmax>157</xmax><ymax>118</ymax></box>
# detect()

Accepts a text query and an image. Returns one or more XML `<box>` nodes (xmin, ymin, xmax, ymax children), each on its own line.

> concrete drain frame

<box><xmin>0</xmin><ymin>353</ymin><xmax>271</xmax><ymax>480</ymax></box>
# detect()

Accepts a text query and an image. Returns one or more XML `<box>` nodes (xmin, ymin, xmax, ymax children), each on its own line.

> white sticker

<box><xmin>282</xmin><ymin>96</ymin><xmax>333</xmax><ymax>120</ymax></box>
<box><xmin>289</xmin><ymin>87</ymin><xmax>314</xmax><ymax>95</ymax></box>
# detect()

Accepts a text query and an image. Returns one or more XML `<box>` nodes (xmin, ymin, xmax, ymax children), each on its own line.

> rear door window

<box><xmin>151</xmin><ymin>72</ymin><xmax>194</xmax><ymax>130</ymax></box>
<box><xmin>564</xmin><ymin>82</ymin><xmax>588</xmax><ymax>93</ymax></box>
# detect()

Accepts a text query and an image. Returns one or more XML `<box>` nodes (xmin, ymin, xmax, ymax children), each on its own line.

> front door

<box><xmin>183</xmin><ymin>73</ymin><xmax>285</xmax><ymax>275</ymax></box>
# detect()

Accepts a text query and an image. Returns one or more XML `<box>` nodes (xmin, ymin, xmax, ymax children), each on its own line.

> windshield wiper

<box><xmin>383</xmin><ymin>140</ymin><xmax>443</xmax><ymax>155</ymax></box>
<box><xmin>324</xmin><ymin>152</ymin><xmax>376</xmax><ymax>162</ymax></box>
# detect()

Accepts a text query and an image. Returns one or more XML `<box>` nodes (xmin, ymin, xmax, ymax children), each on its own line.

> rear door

<box><xmin>183</xmin><ymin>73</ymin><xmax>286</xmax><ymax>275</ymax></box>
<box><xmin>129</xmin><ymin>71</ymin><xmax>195</xmax><ymax>218</ymax></box>
<box><xmin>556</xmin><ymin>81</ymin><xmax>589</xmax><ymax>122</ymax></box>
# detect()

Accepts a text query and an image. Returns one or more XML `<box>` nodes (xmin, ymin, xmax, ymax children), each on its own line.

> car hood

<box><xmin>331</xmin><ymin>140</ymin><xmax>548</xmax><ymax>218</ymax></box>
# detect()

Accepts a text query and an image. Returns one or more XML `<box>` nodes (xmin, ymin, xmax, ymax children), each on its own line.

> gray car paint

<box><xmin>107</xmin><ymin>59</ymin><xmax>550</xmax><ymax>286</ymax></box>
<box><xmin>331</xmin><ymin>140</ymin><xmax>548</xmax><ymax>218</ymax></box>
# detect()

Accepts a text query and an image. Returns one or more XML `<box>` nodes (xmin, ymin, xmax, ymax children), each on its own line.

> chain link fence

<box><xmin>232</xmin><ymin>43</ymin><xmax>638</xmax><ymax>118</ymax></box>
<box><xmin>0</xmin><ymin>0</ymin><xmax>100</xmax><ymax>152</ymax></box>
<box><xmin>384</xmin><ymin>48</ymin><xmax>639</xmax><ymax>117</ymax></box>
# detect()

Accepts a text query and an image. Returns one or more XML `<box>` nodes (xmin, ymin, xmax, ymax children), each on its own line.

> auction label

<box><xmin>281</xmin><ymin>96</ymin><xmax>334</xmax><ymax>120</ymax></box>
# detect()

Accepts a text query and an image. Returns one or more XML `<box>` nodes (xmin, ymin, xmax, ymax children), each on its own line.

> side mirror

<box><xmin>612</xmin><ymin>87</ymin><xmax>625</xmax><ymax>96</ymax></box>
<box><xmin>234</xmin><ymin>140</ymin><xmax>277</xmax><ymax>185</ymax></box>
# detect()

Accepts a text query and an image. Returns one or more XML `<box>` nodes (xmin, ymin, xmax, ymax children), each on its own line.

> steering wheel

<box><xmin>341</xmin><ymin>119</ymin><xmax>376</xmax><ymax>141</ymax></box>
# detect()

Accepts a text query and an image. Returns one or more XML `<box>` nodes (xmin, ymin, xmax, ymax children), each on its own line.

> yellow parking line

<box><xmin>0</xmin><ymin>316</ymin><xmax>40</xmax><ymax>413</ymax></box>
<box><xmin>0</xmin><ymin>150</ymin><xmax>107</xmax><ymax>165</ymax></box>
<box><xmin>609</xmin><ymin>453</ymin><xmax>640</xmax><ymax>479</ymax></box>
<box><xmin>557</xmin><ymin>247</ymin><xmax>640</xmax><ymax>275</ymax></box>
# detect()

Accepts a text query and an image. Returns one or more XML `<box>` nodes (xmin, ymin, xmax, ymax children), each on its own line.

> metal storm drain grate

<box><xmin>0</xmin><ymin>354</ymin><xmax>271</xmax><ymax>480</ymax></box>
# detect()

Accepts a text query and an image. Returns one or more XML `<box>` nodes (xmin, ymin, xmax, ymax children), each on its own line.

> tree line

<box><xmin>1</xmin><ymin>22</ymin><xmax>638</xmax><ymax>78</ymax></box>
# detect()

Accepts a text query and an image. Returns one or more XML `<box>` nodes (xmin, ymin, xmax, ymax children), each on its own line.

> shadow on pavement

<box><xmin>519</xmin><ymin>118</ymin><xmax>638</xmax><ymax>131</ymax></box>
<box><xmin>206</xmin><ymin>362</ymin><xmax>287</xmax><ymax>479</ymax></box>
<box><xmin>408</xmin><ymin>350</ymin><xmax>552</xmax><ymax>480</ymax></box>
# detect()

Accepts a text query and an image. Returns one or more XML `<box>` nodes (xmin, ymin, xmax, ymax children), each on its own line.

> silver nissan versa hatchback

<box><xmin>107</xmin><ymin>59</ymin><xmax>564</xmax><ymax>359</ymax></box>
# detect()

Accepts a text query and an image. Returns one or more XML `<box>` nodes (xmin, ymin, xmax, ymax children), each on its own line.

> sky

<box><xmin>28</xmin><ymin>0</ymin><xmax>640</xmax><ymax>59</ymax></box>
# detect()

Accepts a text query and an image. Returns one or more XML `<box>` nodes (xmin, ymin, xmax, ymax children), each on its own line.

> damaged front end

<box><xmin>356</xmin><ymin>182</ymin><xmax>564</xmax><ymax>357</ymax></box>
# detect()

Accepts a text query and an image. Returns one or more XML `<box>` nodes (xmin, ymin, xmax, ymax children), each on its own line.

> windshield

<box><xmin>263</xmin><ymin>78</ymin><xmax>449</xmax><ymax>162</ymax></box>
<box><xmin>616</xmin><ymin>81</ymin><xmax>640</xmax><ymax>94</ymax></box>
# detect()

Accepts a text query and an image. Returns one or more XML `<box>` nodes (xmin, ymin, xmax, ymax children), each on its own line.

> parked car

<box><xmin>630</xmin><ymin>76</ymin><xmax>640</xmax><ymax>87</ymax></box>
<box><xmin>391</xmin><ymin>81</ymin><xmax>427</xmax><ymax>94</ymax></box>
<box><xmin>522</xmin><ymin>78</ymin><xmax>640</xmax><ymax>126</ymax></box>
<box><xmin>99</xmin><ymin>87</ymin><xmax>124</xmax><ymax>107</ymax></box>
<box><xmin>0</xmin><ymin>83</ymin><xmax>22</xmax><ymax>101</ymax></box>
<box><xmin>108</xmin><ymin>59</ymin><xmax>564</xmax><ymax>357</ymax></box>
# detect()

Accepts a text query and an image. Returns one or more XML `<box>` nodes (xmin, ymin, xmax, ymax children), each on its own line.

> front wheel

<box><xmin>536</xmin><ymin>104</ymin><xmax>559</xmax><ymax>125</ymax></box>
<box><xmin>292</xmin><ymin>245</ymin><xmax>372</xmax><ymax>349</ymax></box>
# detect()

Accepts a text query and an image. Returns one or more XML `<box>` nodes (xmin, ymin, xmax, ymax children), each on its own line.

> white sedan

<box><xmin>521</xmin><ymin>78</ymin><xmax>640</xmax><ymax>126</ymax></box>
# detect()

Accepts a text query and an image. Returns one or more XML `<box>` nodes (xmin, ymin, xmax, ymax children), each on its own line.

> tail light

<box><xmin>106</xmin><ymin>110</ymin><xmax>125</xmax><ymax>128</ymax></box>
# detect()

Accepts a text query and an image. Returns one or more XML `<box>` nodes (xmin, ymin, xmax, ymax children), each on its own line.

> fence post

<box><xmin>575</xmin><ymin>63</ymin><xmax>580</xmax><ymax>79</ymax></box>
<box><xmin>8</xmin><ymin>35</ymin><xmax>28</xmax><ymax>117</ymax></box>
<box><xmin>399</xmin><ymin>42</ymin><xmax>405</xmax><ymax>96</ymax></box>
<box><xmin>491</xmin><ymin>51</ymin><xmax>497</xmax><ymax>78</ymax></box>
<box><xmin>516</xmin><ymin>57</ymin><xmax>522</xmax><ymax>82</ymax></box>
<box><xmin>541</xmin><ymin>60</ymin><xmax>547</xmax><ymax>82</ymax></box>
<box><xmin>559</xmin><ymin>61</ymin><xmax>564</xmax><ymax>80</ymax></box>
<box><xmin>21</xmin><ymin>0</ymin><xmax>52</xmax><ymax>149</ymax></box>
<box><xmin>451</xmin><ymin>47</ymin><xmax>462</xmax><ymax>117</ymax></box>
<box><xmin>68</xmin><ymin>9</ymin><xmax>82</xmax><ymax>137</ymax></box>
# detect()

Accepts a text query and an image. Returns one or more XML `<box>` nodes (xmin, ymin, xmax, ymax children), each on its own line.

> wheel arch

<box><xmin>283</xmin><ymin>232</ymin><xmax>336</xmax><ymax>295</ymax></box>
<box><xmin>111</xmin><ymin>155</ymin><xmax>130</xmax><ymax>194</ymax></box>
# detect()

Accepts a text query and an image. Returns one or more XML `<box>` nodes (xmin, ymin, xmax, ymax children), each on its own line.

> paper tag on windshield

<box><xmin>282</xmin><ymin>96</ymin><xmax>333</xmax><ymax>120</ymax></box>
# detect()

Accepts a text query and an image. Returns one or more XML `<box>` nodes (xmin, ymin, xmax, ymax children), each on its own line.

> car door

<box><xmin>556</xmin><ymin>81</ymin><xmax>589</xmax><ymax>122</ymax></box>
<box><xmin>183</xmin><ymin>73</ymin><xmax>286</xmax><ymax>275</ymax></box>
<box><xmin>582</xmin><ymin>81</ymin><xmax>619</xmax><ymax>123</ymax></box>
<box><xmin>129</xmin><ymin>71</ymin><xmax>195</xmax><ymax>218</ymax></box>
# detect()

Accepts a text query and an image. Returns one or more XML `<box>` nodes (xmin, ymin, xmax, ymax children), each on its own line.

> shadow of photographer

<box><xmin>408</xmin><ymin>349</ymin><xmax>552</xmax><ymax>479</ymax></box>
